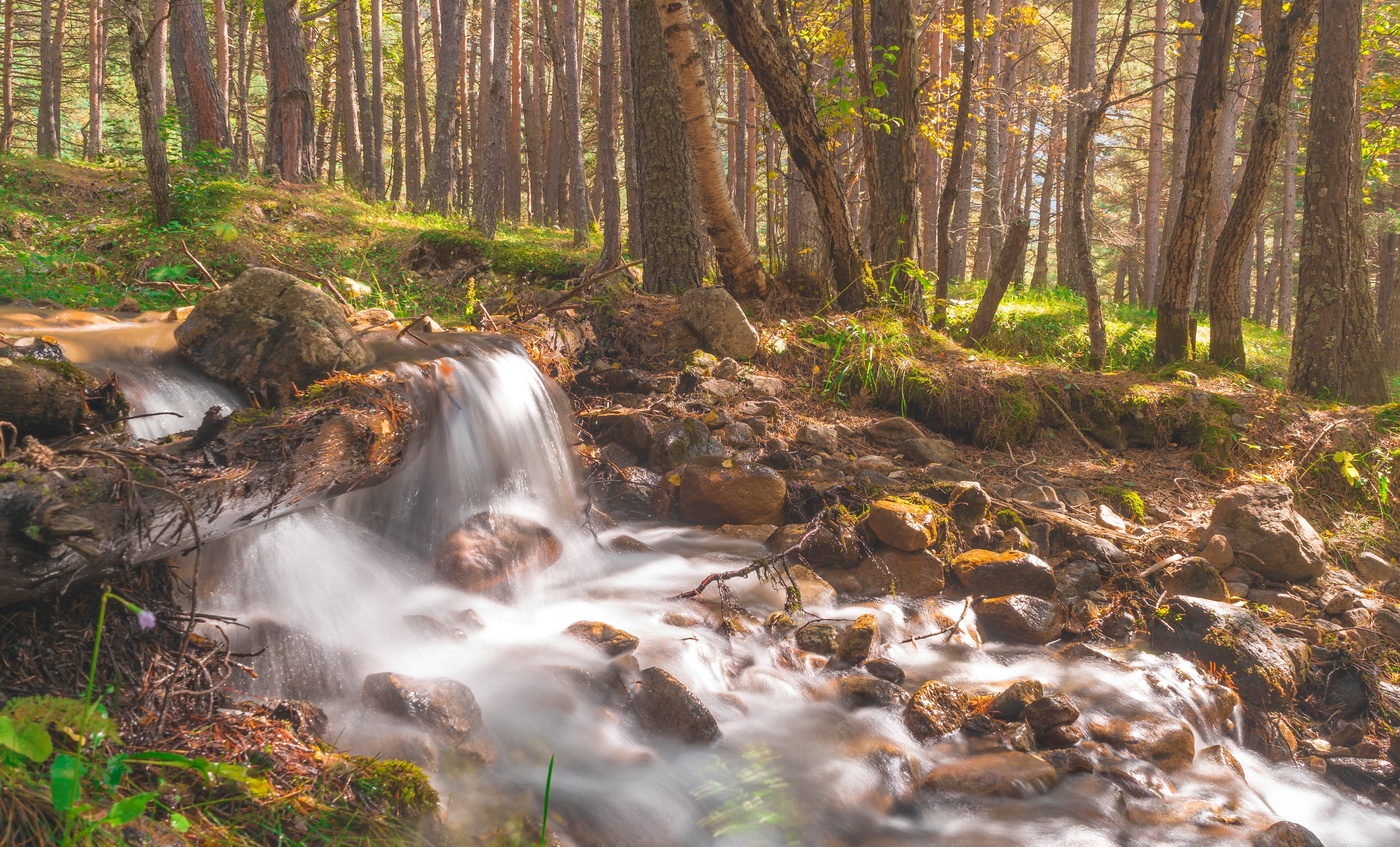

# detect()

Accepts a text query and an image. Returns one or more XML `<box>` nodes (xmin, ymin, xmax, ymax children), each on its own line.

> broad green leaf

<box><xmin>104</xmin><ymin>755</ymin><xmax>130</xmax><ymax>788</ymax></box>
<box><xmin>103</xmin><ymin>793</ymin><xmax>154</xmax><ymax>825</ymax></box>
<box><xmin>169</xmin><ymin>813</ymin><xmax>191</xmax><ymax>833</ymax></box>
<box><xmin>50</xmin><ymin>753</ymin><xmax>81</xmax><ymax>812</ymax></box>
<box><xmin>0</xmin><ymin>715</ymin><xmax>54</xmax><ymax>762</ymax></box>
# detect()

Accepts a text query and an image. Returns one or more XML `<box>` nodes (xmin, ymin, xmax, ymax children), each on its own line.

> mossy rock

<box><xmin>0</xmin><ymin>356</ymin><xmax>124</xmax><ymax>438</ymax></box>
<box><xmin>347</xmin><ymin>756</ymin><xmax>440</xmax><ymax>821</ymax></box>
<box><xmin>1101</xmin><ymin>486</ymin><xmax>1145</xmax><ymax>521</ymax></box>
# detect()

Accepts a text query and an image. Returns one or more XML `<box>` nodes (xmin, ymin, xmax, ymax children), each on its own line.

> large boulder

<box><xmin>950</xmin><ymin>549</ymin><xmax>1056</xmax><ymax>599</ymax></box>
<box><xmin>0</xmin><ymin>357</ymin><xmax>122</xmax><ymax>437</ymax></box>
<box><xmin>1087</xmin><ymin>715</ymin><xmax>1195</xmax><ymax>772</ymax></box>
<box><xmin>831</xmin><ymin>546</ymin><xmax>946</xmax><ymax>598</ymax></box>
<box><xmin>974</xmin><ymin>595</ymin><xmax>1064</xmax><ymax>645</ymax></box>
<box><xmin>631</xmin><ymin>667</ymin><xmax>720</xmax><ymax>744</ymax></box>
<box><xmin>362</xmin><ymin>672</ymin><xmax>492</xmax><ymax>759</ymax></box>
<box><xmin>1148</xmin><ymin>595</ymin><xmax>1300</xmax><ymax>708</ymax></box>
<box><xmin>677</xmin><ymin>287</ymin><xmax>760</xmax><ymax>360</ymax></box>
<box><xmin>865</xmin><ymin>499</ymin><xmax>942</xmax><ymax>552</ymax></box>
<box><xmin>1202</xmin><ymin>484</ymin><xmax>1325</xmax><ymax>582</ymax></box>
<box><xmin>767</xmin><ymin>519</ymin><xmax>864</xmax><ymax>569</ymax></box>
<box><xmin>679</xmin><ymin>457</ymin><xmax>786</xmax><ymax>526</ymax></box>
<box><xmin>432</xmin><ymin>512</ymin><xmax>562</xmax><ymax>594</ymax></box>
<box><xmin>175</xmin><ymin>267</ymin><xmax>370</xmax><ymax>404</ymax></box>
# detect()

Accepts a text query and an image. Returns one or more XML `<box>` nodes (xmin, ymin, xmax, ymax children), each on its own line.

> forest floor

<box><xmin>5</xmin><ymin>157</ymin><xmax>1400</xmax><ymax>842</ymax></box>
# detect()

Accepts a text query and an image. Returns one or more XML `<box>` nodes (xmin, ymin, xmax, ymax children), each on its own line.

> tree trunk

<box><xmin>629</xmin><ymin>0</ymin><xmax>703</xmax><ymax>292</ymax></box>
<box><xmin>1276</xmin><ymin>108</ymin><xmax>1298</xmax><ymax>330</ymax></box>
<box><xmin>426</xmin><ymin>0</ymin><xmax>466</xmax><ymax>213</ymax></box>
<box><xmin>0</xmin><ymin>377</ymin><xmax>418</xmax><ymax>609</ymax></box>
<box><xmin>148</xmin><ymin>0</ymin><xmax>168</xmax><ymax>119</ymax></box>
<box><xmin>476</xmin><ymin>0</ymin><xmax>515</xmax><ymax>235</ymax></box>
<box><xmin>560</xmin><ymin>0</ymin><xmax>589</xmax><ymax>243</ymax></box>
<box><xmin>1153</xmin><ymin>0</ymin><xmax>1203</xmax><ymax>302</ymax></box>
<box><xmin>1153</xmin><ymin>0</ymin><xmax>1239</xmax><ymax>364</ymax></box>
<box><xmin>935</xmin><ymin>0</ymin><xmax>976</xmax><ymax>328</ymax></box>
<box><xmin>389</xmin><ymin>99</ymin><xmax>403</xmax><ymax>203</ymax></box>
<box><xmin>335</xmin><ymin>0</ymin><xmax>365</xmax><ymax>189</ymax></box>
<box><xmin>169</xmin><ymin>0</ymin><xmax>232</xmax><ymax>156</ymax></box>
<box><xmin>263</xmin><ymin>0</ymin><xmax>316</xmax><ymax>181</ymax></box>
<box><xmin>1205</xmin><ymin>0</ymin><xmax>1318</xmax><ymax>367</ymax></box>
<box><xmin>594</xmin><ymin>0</ymin><xmax>623</xmax><ymax>270</ymax></box>
<box><xmin>402</xmin><ymin>0</ymin><xmax>423</xmax><ymax>206</ymax></box>
<box><xmin>966</xmin><ymin>218</ymin><xmax>1032</xmax><ymax>346</ymax></box>
<box><xmin>1142</xmin><ymin>0</ymin><xmax>1167</xmax><ymax>301</ymax></box>
<box><xmin>1289</xmin><ymin>0</ymin><xmax>1386</xmax><ymax>403</ymax></box>
<box><xmin>231</xmin><ymin>3</ymin><xmax>253</xmax><ymax>171</ymax></box>
<box><xmin>1381</xmin><ymin>178</ymin><xmax>1400</xmax><ymax>367</ymax></box>
<box><xmin>868</xmin><ymin>0</ymin><xmax>921</xmax><ymax>320</ymax></box>
<box><xmin>38</xmin><ymin>0</ymin><xmax>59</xmax><ymax>156</ymax></box>
<box><xmin>0</xmin><ymin>0</ymin><xmax>12</xmax><ymax>153</ymax></box>
<box><xmin>972</xmin><ymin>0</ymin><xmax>1004</xmax><ymax>284</ymax></box>
<box><xmin>1059</xmin><ymin>0</ymin><xmax>1099</xmax><ymax>293</ymax></box>
<box><xmin>213</xmin><ymin>0</ymin><xmax>228</xmax><ymax>106</ymax></box>
<box><xmin>87</xmin><ymin>0</ymin><xmax>104</xmax><ymax>159</ymax></box>
<box><xmin>506</xmin><ymin>0</ymin><xmax>524</xmax><ymax>220</ymax></box>
<box><xmin>122</xmin><ymin>0</ymin><xmax>175</xmax><ymax>225</ymax></box>
<box><xmin>700</xmin><ymin>0</ymin><xmax>874</xmax><ymax>309</ymax></box>
<box><xmin>620</xmin><ymin>0</ymin><xmax>640</xmax><ymax>249</ymax></box>
<box><xmin>370</xmin><ymin>0</ymin><xmax>386</xmax><ymax>199</ymax></box>
<box><xmin>654</xmin><ymin>0</ymin><xmax>767</xmax><ymax>298</ymax></box>
<box><xmin>1031</xmin><ymin>106</ymin><xmax>1059</xmax><ymax>289</ymax></box>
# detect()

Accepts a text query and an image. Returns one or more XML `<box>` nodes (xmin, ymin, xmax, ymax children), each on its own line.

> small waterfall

<box><xmin>9</xmin><ymin>310</ymin><xmax>1394</xmax><ymax>846</ymax></box>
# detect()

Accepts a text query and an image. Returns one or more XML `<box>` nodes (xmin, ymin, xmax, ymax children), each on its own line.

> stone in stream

<box><xmin>631</xmin><ymin>667</ymin><xmax>721</xmax><ymax>745</ymax></box>
<box><xmin>432</xmin><ymin>512</ymin><xmax>562</xmax><ymax>594</ymax></box>
<box><xmin>865</xmin><ymin>498</ymin><xmax>942</xmax><ymax>552</ymax></box>
<box><xmin>788</xmin><ymin>564</ymin><xmax>837</xmax><ymax>607</ymax></box>
<box><xmin>1087</xmin><ymin>715</ymin><xmax>1196</xmax><ymax>772</ymax></box>
<box><xmin>1055</xmin><ymin>559</ymin><xmax>1104</xmax><ymax>602</ymax></box>
<box><xmin>1148</xmin><ymin>595</ymin><xmax>1301</xmax><ymax>709</ymax></box>
<box><xmin>949</xmin><ymin>549</ymin><xmax>1057</xmax><ymax>600</ymax></box>
<box><xmin>903</xmin><ymin>680</ymin><xmax>970</xmax><ymax>742</ymax></box>
<box><xmin>678</xmin><ymin>457</ymin><xmax>786</xmax><ymax>526</ymax></box>
<box><xmin>581</xmin><ymin>409</ymin><xmax>656</xmax><ymax>460</ymax></box>
<box><xmin>829</xmin><ymin>546</ymin><xmax>946</xmax><ymax>599</ymax></box>
<box><xmin>565</xmin><ymin>621</ymin><xmax>640</xmax><ymax>657</ymax></box>
<box><xmin>862</xmin><ymin>657</ymin><xmax>906</xmax><ymax>684</ymax></box>
<box><xmin>832</xmin><ymin>614</ymin><xmax>881</xmax><ymax>667</ymax></box>
<box><xmin>174</xmin><ymin>267</ymin><xmax>371</xmax><ymax>404</ymax></box>
<box><xmin>921</xmin><ymin>751</ymin><xmax>1058</xmax><ymax>798</ymax></box>
<box><xmin>677</xmin><ymin>287</ymin><xmax>760</xmax><ymax>360</ymax></box>
<box><xmin>1022</xmin><ymin>695</ymin><xmax>1080</xmax><ymax>736</ymax></box>
<box><xmin>1201</xmin><ymin>483</ymin><xmax>1325</xmax><ymax>582</ymax></box>
<box><xmin>766</xmin><ymin>519</ymin><xmax>864</xmax><ymax>569</ymax></box>
<box><xmin>989</xmin><ymin>680</ymin><xmax>1044</xmax><ymax>721</ymax></box>
<box><xmin>974</xmin><ymin>595</ymin><xmax>1065</xmax><ymax>645</ymax></box>
<box><xmin>1253</xmin><ymin>822</ymin><xmax>1325</xmax><ymax>847</ymax></box>
<box><xmin>650</xmin><ymin>419</ymin><xmax>725</xmax><ymax>472</ymax></box>
<box><xmin>832</xmin><ymin>675</ymin><xmax>910</xmax><ymax>711</ymax></box>
<box><xmin>794</xmin><ymin>622</ymin><xmax>840</xmax><ymax>655</ymax></box>
<box><xmin>361</xmin><ymin>672</ymin><xmax>493</xmax><ymax>761</ymax></box>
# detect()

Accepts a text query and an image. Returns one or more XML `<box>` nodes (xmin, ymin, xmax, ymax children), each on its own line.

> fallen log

<box><xmin>0</xmin><ymin>372</ymin><xmax>419</xmax><ymax>608</ymax></box>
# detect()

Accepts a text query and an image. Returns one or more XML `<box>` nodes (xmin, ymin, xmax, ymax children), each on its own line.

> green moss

<box><xmin>1192</xmin><ymin>424</ymin><xmax>1235</xmax><ymax>476</ymax></box>
<box><xmin>26</xmin><ymin>357</ymin><xmax>92</xmax><ymax>386</ymax></box>
<box><xmin>348</xmin><ymin>756</ymin><xmax>440</xmax><ymax>820</ymax></box>
<box><xmin>1101</xmin><ymin>485</ymin><xmax>1145</xmax><ymax>521</ymax></box>
<box><xmin>994</xmin><ymin>508</ymin><xmax>1026</xmax><ymax>532</ymax></box>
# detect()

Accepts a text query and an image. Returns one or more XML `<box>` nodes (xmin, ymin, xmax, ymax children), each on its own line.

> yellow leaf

<box><xmin>668</xmin><ymin>474</ymin><xmax>682</xmax><ymax>486</ymax></box>
<box><xmin>722</xmin><ymin>459</ymin><xmax>733</xmax><ymax>468</ymax></box>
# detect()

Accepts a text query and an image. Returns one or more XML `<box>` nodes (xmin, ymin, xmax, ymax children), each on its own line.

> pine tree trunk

<box><xmin>232</xmin><ymin>5</ymin><xmax>254</xmax><ymax>171</ymax></box>
<box><xmin>1153</xmin><ymin>0</ymin><xmax>1239</xmax><ymax>364</ymax></box>
<box><xmin>402</xmin><ymin>0</ymin><xmax>423</xmax><ymax>206</ymax></box>
<box><xmin>559</xmin><ymin>0</ymin><xmax>589</xmax><ymax>243</ymax></box>
<box><xmin>370</xmin><ymin>0</ymin><xmax>386</xmax><ymax>199</ymax></box>
<box><xmin>1205</xmin><ymin>0</ymin><xmax>1318</xmax><ymax>367</ymax></box>
<box><xmin>972</xmin><ymin>0</ymin><xmax>1004</xmax><ymax>283</ymax></box>
<box><xmin>148</xmin><ymin>0</ymin><xmax>168</xmax><ymax>118</ymax></box>
<box><xmin>1153</xmin><ymin>0</ymin><xmax>1202</xmax><ymax>300</ymax></box>
<box><xmin>935</xmin><ymin>0</ymin><xmax>976</xmax><ymax>327</ymax></box>
<box><xmin>213</xmin><ymin>0</ymin><xmax>228</xmax><ymax>106</ymax></box>
<box><xmin>868</xmin><ymin>0</ymin><xmax>921</xmax><ymax>319</ymax></box>
<box><xmin>389</xmin><ymin>98</ymin><xmax>403</xmax><ymax>202</ymax></box>
<box><xmin>1289</xmin><ymin>0</ymin><xmax>1386</xmax><ymax>403</ymax></box>
<box><xmin>426</xmin><ymin>0</ymin><xmax>465</xmax><ymax>213</ymax></box>
<box><xmin>619</xmin><ymin>0</ymin><xmax>639</xmax><ymax>248</ymax></box>
<box><xmin>1059</xmin><ymin>0</ymin><xmax>1098</xmax><ymax>293</ymax></box>
<box><xmin>595</xmin><ymin>0</ymin><xmax>623</xmax><ymax>270</ymax></box>
<box><xmin>506</xmin><ymin>0</ymin><xmax>523</xmax><ymax>220</ymax></box>
<box><xmin>1142</xmin><ymin>0</ymin><xmax>1167</xmax><ymax>301</ymax></box>
<box><xmin>1031</xmin><ymin>106</ymin><xmax>1059</xmax><ymax>289</ymax></box>
<box><xmin>87</xmin><ymin>0</ymin><xmax>104</xmax><ymax>159</ymax></box>
<box><xmin>335</xmin><ymin>0</ymin><xmax>365</xmax><ymax>189</ymax></box>
<box><xmin>966</xmin><ymin>218</ymin><xmax>1031</xmax><ymax>345</ymax></box>
<box><xmin>628</xmin><ymin>0</ymin><xmax>703</xmax><ymax>291</ymax></box>
<box><xmin>169</xmin><ymin>0</ymin><xmax>232</xmax><ymax>156</ymax></box>
<box><xmin>38</xmin><ymin>0</ymin><xmax>58</xmax><ymax>156</ymax></box>
<box><xmin>475</xmin><ymin>0</ymin><xmax>495</xmax><ymax>214</ymax></box>
<box><xmin>0</xmin><ymin>0</ymin><xmax>12</xmax><ymax>153</ymax></box>
<box><xmin>122</xmin><ymin>0</ymin><xmax>174</xmax><ymax>224</ymax></box>
<box><xmin>476</xmin><ymin>0</ymin><xmax>514</xmax><ymax>235</ymax></box>
<box><xmin>1276</xmin><ymin>108</ymin><xmax>1298</xmax><ymax>330</ymax></box>
<box><xmin>263</xmin><ymin>0</ymin><xmax>316</xmax><ymax>181</ymax></box>
<box><xmin>1380</xmin><ymin>178</ymin><xmax>1400</xmax><ymax>367</ymax></box>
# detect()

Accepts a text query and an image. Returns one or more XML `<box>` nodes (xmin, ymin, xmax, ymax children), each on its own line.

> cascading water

<box><xmin>8</xmin><ymin>310</ymin><xmax>1399</xmax><ymax>846</ymax></box>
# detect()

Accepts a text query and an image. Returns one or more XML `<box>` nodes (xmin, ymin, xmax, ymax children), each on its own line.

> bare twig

<box><xmin>1040</xmin><ymin>387</ymin><xmax>1103</xmax><ymax>454</ymax></box>
<box><xmin>179</xmin><ymin>238</ymin><xmax>221</xmax><ymax>289</ymax></box>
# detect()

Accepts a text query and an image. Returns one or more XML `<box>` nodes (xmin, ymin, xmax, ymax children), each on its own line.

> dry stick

<box><xmin>134</xmin><ymin>279</ymin><xmax>194</xmax><ymax>304</ymax></box>
<box><xmin>515</xmin><ymin>257</ymin><xmax>645</xmax><ymax>323</ymax></box>
<box><xmin>1039</xmin><ymin>387</ymin><xmax>1103</xmax><ymax>454</ymax></box>
<box><xmin>179</xmin><ymin>238</ymin><xmax>221</xmax><ymax>289</ymax></box>
<box><xmin>990</xmin><ymin>495</ymin><xmax>1139</xmax><ymax>545</ymax></box>
<box><xmin>904</xmin><ymin>596</ymin><xmax>977</xmax><ymax>645</ymax></box>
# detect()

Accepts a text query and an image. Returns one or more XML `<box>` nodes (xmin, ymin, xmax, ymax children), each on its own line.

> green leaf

<box><xmin>0</xmin><ymin>715</ymin><xmax>54</xmax><ymax>762</ymax></box>
<box><xmin>169</xmin><ymin>813</ymin><xmax>191</xmax><ymax>833</ymax></box>
<box><xmin>103</xmin><ymin>792</ymin><xmax>154</xmax><ymax>825</ymax></box>
<box><xmin>209</xmin><ymin>221</ymin><xmax>238</xmax><ymax>242</ymax></box>
<box><xmin>50</xmin><ymin>753</ymin><xmax>81</xmax><ymax>812</ymax></box>
<box><xmin>104</xmin><ymin>756</ymin><xmax>130</xmax><ymax>788</ymax></box>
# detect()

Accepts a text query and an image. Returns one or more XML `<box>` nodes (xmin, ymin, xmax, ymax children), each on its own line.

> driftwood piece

<box><xmin>0</xmin><ymin>372</ymin><xmax>419</xmax><ymax>608</ymax></box>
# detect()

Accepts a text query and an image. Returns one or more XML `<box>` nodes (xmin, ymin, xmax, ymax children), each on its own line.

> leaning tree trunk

<box><xmin>122</xmin><ymin>0</ymin><xmax>175</xmax><ymax>225</ymax></box>
<box><xmin>0</xmin><ymin>376</ymin><xmax>419</xmax><ymax>609</ymax></box>
<box><xmin>1153</xmin><ymin>0</ymin><xmax>1240</xmax><ymax>364</ymax></box>
<box><xmin>654</xmin><ymin>0</ymin><xmax>767</xmax><ymax>298</ymax></box>
<box><xmin>965</xmin><ymin>218</ymin><xmax>1032</xmax><ymax>347</ymax></box>
<box><xmin>701</xmin><ymin>0</ymin><xmax>874</xmax><ymax>310</ymax></box>
<box><xmin>1204</xmin><ymin>0</ymin><xmax>1318</xmax><ymax>368</ymax></box>
<box><xmin>263</xmin><ymin>0</ymin><xmax>316</xmax><ymax>181</ymax></box>
<box><xmin>868</xmin><ymin>0</ymin><xmax>922</xmax><ymax>321</ymax></box>
<box><xmin>1289</xmin><ymin>0</ymin><xmax>1387</xmax><ymax>404</ymax></box>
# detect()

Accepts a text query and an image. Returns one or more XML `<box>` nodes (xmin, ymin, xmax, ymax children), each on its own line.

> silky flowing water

<box><xmin>6</xmin><ymin>308</ymin><xmax>1399</xmax><ymax>846</ymax></box>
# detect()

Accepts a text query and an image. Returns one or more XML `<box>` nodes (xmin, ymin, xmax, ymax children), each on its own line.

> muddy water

<box><xmin>7</xmin><ymin>310</ymin><xmax>1397</xmax><ymax>846</ymax></box>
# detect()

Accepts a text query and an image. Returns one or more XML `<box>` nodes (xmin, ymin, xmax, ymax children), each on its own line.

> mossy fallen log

<box><xmin>0</xmin><ymin>372</ymin><xmax>418</xmax><ymax>608</ymax></box>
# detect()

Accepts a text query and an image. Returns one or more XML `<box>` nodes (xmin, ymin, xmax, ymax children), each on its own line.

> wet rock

<box><xmin>834</xmin><ymin>614</ymin><xmax>880</xmax><ymax>667</ymax></box>
<box><xmin>862</xmin><ymin>657</ymin><xmax>905</xmax><ymax>684</ymax></box>
<box><xmin>1148</xmin><ymin>595</ymin><xmax>1299</xmax><ymax>709</ymax></box>
<box><xmin>596</xmin><ymin>465</ymin><xmax>668</xmax><ymax>520</ymax></box>
<box><xmin>650</xmin><ymin>419</ymin><xmax>725</xmax><ymax>471</ymax></box>
<box><xmin>921</xmin><ymin>752</ymin><xmax>1058</xmax><ymax>798</ymax></box>
<box><xmin>1037</xmin><ymin>724</ymin><xmax>1083</xmax><ymax>749</ymax></box>
<box><xmin>1056</xmin><ymin>559</ymin><xmax>1104</xmax><ymax>601</ymax></box>
<box><xmin>678</xmin><ymin>457</ymin><xmax>786</xmax><ymax>526</ymax></box>
<box><xmin>1159</xmin><ymin>557</ymin><xmax>1230</xmax><ymax>602</ymax></box>
<box><xmin>901</xmin><ymin>436</ymin><xmax>956</xmax><ymax>466</ymax></box>
<box><xmin>175</xmin><ymin>267</ymin><xmax>370</xmax><ymax>404</ymax></box>
<box><xmin>1041</xmin><ymin>747</ymin><xmax>1094</xmax><ymax>776</ymax></box>
<box><xmin>433</xmin><ymin>512</ymin><xmax>562</xmax><ymax>594</ymax></box>
<box><xmin>1355</xmin><ymin>552</ymin><xmax>1400</xmax><ymax>584</ymax></box>
<box><xmin>582</xmin><ymin>410</ymin><xmax>656</xmax><ymax>459</ymax></box>
<box><xmin>1202</xmin><ymin>483</ymin><xmax>1325</xmax><ymax>582</ymax></box>
<box><xmin>1099</xmin><ymin>757</ymin><xmax>1175</xmax><ymax>799</ymax></box>
<box><xmin>834</xmin><ymin>675</ymin><xmax>910</xmax><ymax>711</ymax></box>
<box><xmin>677</xmin><ymin>287</ymin><xmax>759</xmax><ymax>360</ymax></box>
<box><xmin>1198</xmin><ymin>744</ymin><xmax>1245</xmax><ymax>777</ymax></box>
<box><xmin>1326</xmin><ymin>756</ymin><xmax>1395</xmax><ymax>791</ymax></box>
<box><xmin>1253</xmin><ymin>822</ymin><xmax>1325</xmax><ymax>847</ymax></box>
<box><xmin>795</xmin><ymin>622</ymin><xmax>840</xmax><ymax>655</ymax></box>
<box><xmin>948</xmin><ymin>482</ymin><xmax>991</xmax><ymax>530</ymax></box>
<box><xmin>866</xmin><ymin>498</ymin><xmax>942</xmax><ymax>552</ymax></box>
<box><xmin>789</xmin><ymin>564</ymin><xmax>837</xmax><ymax>607</ymax></box>
<box><xmin>565</xmin><ymin>621</ymin><xmax>639</xmax><ymax>657</ymax></box>
<box><xmin>113</xmin><ymin>297</ymin><xmax>141</xmax><ymax>314</ymax></box>
<box><xmin>362</xmin><ymin>672</ymin><xmax>491</xmax><ymax>758</ymax></box>
<box><xmin>975</xmin><ymin>595</ymin><xmax>1064</xmax><ymax>644</ymax></box>
<box><xmin>631</xmin><ymin>667</ymin><xmax>721</xmax><ymax>744</ymax></box>
<box><xmin>1077</xmin><ymin>536</ymin><xmax>1129</xmax><ymax>565</ymax></box>
<box><xmin>0</xmin><ymin>357</ymin><xmax>107</xmax><ymax>437</ymax></box>
<box><xmin>795</xmin><ymin>423</ymin><xmax>840</xmax><ymax>454</ymax></box>
<box><xmin>1203</xmin><ymin>534</ymin><xmax>1235</xmax><ymax>570</ymax></box>
<box><xmin>867</xmin><ymin>417</ymin><xmax>924</xmax><ymax>444</ymax></box>
<box><xmin>403</xmin><ymin>615</ymin><xmax>469</xmax><ymax>641</ymax></box>
<box><xmin>904</xmin><ymin>680</ymin><xmax>970</xmax><ymax>742</ymax></box>
<box><xmin>1022</xmin><ymin>695</ymin><xmax>1080</xmax><ymax>736</ymax></box>
<box><xmin>950</xmin><ymin>549</ymin><xmax>1057</xmax><ymax>599</ymax></box>
<box><xmin>1087</xmin><ymin>715</ymin><xmax>1195</xmax><ymax>772</ymax></box>
<box><xmin>767</xmin><ymin>519</ymin><xmax>864</xmax><ymax>569</ymax></box>
<box><xmin>1244</xmin><ymin>708</ymin><xmax>1299</xmax><ymax>762</ymax></box>
<box><xmin>838</xmin><ymin>546</ymin><xmax>946</xmax><ymax>598</ymax></box>
<box><xmin>989</xmin><ymin>680</ymin><xmax>1044</xmax><ymax>721</ymax></box>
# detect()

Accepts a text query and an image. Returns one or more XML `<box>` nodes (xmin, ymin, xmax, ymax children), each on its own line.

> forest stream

<box><xmin>5</xmin><ymin>305</ymin><xmax>1399</xmax><ymax>847</ymax></box>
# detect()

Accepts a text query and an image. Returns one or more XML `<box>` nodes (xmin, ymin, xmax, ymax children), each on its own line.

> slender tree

<box><xmin>426</xmin><ymin>0</ymin><xmax>466</xmax><ymax>212</ymax></box>
<box><xmin>935</xmin><ymin>0</ymin><xmax>976</xmax><ymax>328</ymax></box>
<box><xmin>594</xmin><ymin>0</ymin><xmax>622</xmax><ymax>270</ymax></box>
<box><xmin>560</xmin><ymin>0</ymin><xmax>588</xmax><ymax>242</ymax></box>
<box><xmin>476</xmin><ymin>0</ymin><xmax>514</xmax><ymax>234</ymax></box>
<box><xmin>0</xmin><ymin>0</ymin><xmax>12</xmax><ymax>153</ymax></box>
<box><xmin>122</xmin><ymin>0</ymin><xmax>174</xmax><ymax>224</ymax></box>
<box><xmin>1141</xmin><ymin>0</ymin><xmax>1167</xmax><ymax>301</ymax></box>
<box><xmin>263</xmin><ymin>0</ymin><xmax>316</xmax><ymax>181</ymax></box>
<box><xmin>86</xmin><ymin>0</ymin><xmax>105</xmax><ymax>159</ymax></box>
<box><xmin>868</xmin><ymin>0</ymin><xmax>921</xmax><ymax>319</ymax></box>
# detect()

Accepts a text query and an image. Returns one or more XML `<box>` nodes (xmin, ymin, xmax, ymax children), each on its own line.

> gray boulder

<box><xmin>175</xmin><ymin>267</ymin><xmax>370</xmax><ymax>404</ymax></box>
<box><xmin>1203</xmin><ymin>484</ymin><xmax>1325</xmax><ymax>582</ymax></box>
<box><xmin>678</xmin><ymin>287</ymin><xmax>760</xmax><ymax>360</ymax></box>
<box><xmin>1148</xmin><ymin>595</ymin><xmax>1301</xmax><ymax>708</ymax></box>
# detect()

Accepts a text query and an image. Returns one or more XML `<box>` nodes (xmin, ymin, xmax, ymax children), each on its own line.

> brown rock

<box><xmin>950</xmin><ymin>549</ymin><xmax>1057</xmax><ymax>599</ymax></box>
<box><xmin>581</xmin><ymin>410</ymin><xmax>656</xmax><ymax>459</ymax></box>
<box><xmin>974</xmin><ymin>595</ymin><xmax>1065</xmax><ymax>645</ymax></box>
<box><xmin>795</xmin><ymin>622</ymin><xmax>840</xmax><ymax>655</ymax></box>
<box><xmin>989</xmin><ymin>680</ymin><xmax>1044</xmax><ymax>721</ymax></box>
<box><xmin>834</xmin><ymin>614</ymin><xmax>881</xmax><ymax>667</ymax></box>
<box><xmin>1088</xmin><ymin>715</ymin><xmax>1196</xmax><ymax>772</ymax></box>
<box><xmin>867</xmin><ymin>417</ymin><xmax>924</xmax><ymax>444</ymax></box>
<box><xmin>679</xmin><ymin>457</ymin><xmax>786</xmax><ymax>526</ymax></box>
<box><xmin>1203</xmin><ymin>534</ymin><xmax>1235</xmax><ymax>570</ymax></box>
<box><xmin>1148</xmin><ymin>595</ymin><xmax>1300</xmax><ymax>709</ymax></box>
<box><xmin>921</xmin><ymin>752</ymin><xmax>1058</xmax><ymax>797</ymax></box>
<box><xmin>843</xmin><ymin>546</ymin><xmax>946</xmax><ymax>598</ymax></box>
<box><xmin>766</xmin><ymin>518</ymin><xmax>864</xmax><ymax>569</ymax></box>
<box><xmin>866</xmin><ymin>498</ymin><xmax>942</xmax><ymax>552</ymax></box>
<box><xmin>904</xmin><ymin>680</ymin><xmax>970</xmax><ymax>742</ymax></box>
<box><xmin>1159</xmin><ymin>557</ymin><xmax>1230</xmax><ymax>602</ymax></box>
<box><xmin>1202</xmin><ymin>483</ymin><xmax>1325</xmax><ymax>582</ymax></box>
<box><xmin>632</xmin><ymin>667</ymin><xmax>720</xmax><ymax>744</ymax></box>
<box><xmin>833</xmin><ymin>675</ymin><xmax>911</xmax><ymax>711</ymax></box>
<box><xmin>1253</xmin><ymin>822</ymin><xmax>1325</xmax><ymax>847</ymax></box>
<box><xmin>565</xmin><ymin>621</ymin><xmax>639</xmax><ymax>656</ymax></box>
<box><xmin>949</xmin><ymin>482</ymin><xmax>991</xmax><ymax>529</ymax></box>
<box><xmin>1022</xmin><ymin>695</ymin><xmax>1080</xmax><ymax>735</ymax></box>
<box><xmin>362</xmin><ymin>672</ymin><xmax>491</xmax><ymax>759</ymax></box>
<box><xmin>433</xmin><ymin>512</ymin><xmax>562</xmax><ymax>594</ymax></box>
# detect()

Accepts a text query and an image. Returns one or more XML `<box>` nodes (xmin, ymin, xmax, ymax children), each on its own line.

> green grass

<box><xmin>945</xmin><ymin>281</ymin><xmax>1292</xmax><ymax>388</ymax></box>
